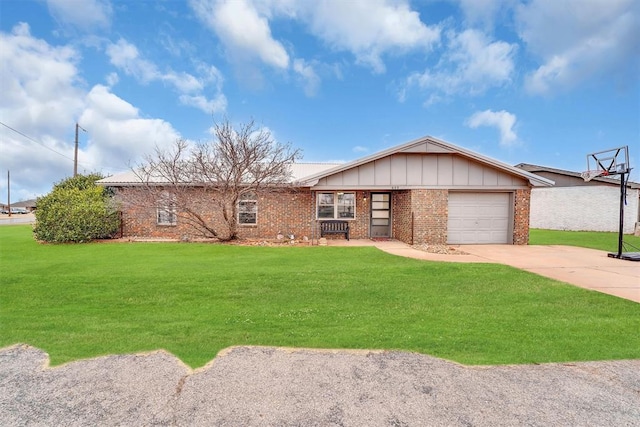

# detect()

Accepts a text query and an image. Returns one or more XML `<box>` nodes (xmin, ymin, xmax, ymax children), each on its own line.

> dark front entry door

<box><xmin>370</xmin><ymin>192</ymin><xmax>391</xmax><ymax>238</ymax></box>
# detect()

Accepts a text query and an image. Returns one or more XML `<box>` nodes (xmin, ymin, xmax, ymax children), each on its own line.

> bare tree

<box><xmin>120</xmin><ymin>119</ymin><xmax>302</xmax><ymax>240</ymax></box>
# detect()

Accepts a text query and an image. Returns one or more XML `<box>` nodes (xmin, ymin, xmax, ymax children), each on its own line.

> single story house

<box><xmin>1</xmin><ymin>199</ymin><xmax>37</xmax><ymax>212</ymax></box>
<box><xmin>98</xmin><ymin>136</ymin><xmax>553</xmax><ymax>245</ymax></box>
<box><xmin>516</xmin><ymin>164</ymin><xmax>640</xmax><ymax>234</ymax></box>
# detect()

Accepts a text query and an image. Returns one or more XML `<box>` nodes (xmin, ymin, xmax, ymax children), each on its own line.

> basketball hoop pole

<box><xmin>584</xmin><ymin>145</ymin><xmax>634</xmax><ymax>260</ymax></box>
<box><xmin>615</xmin><ymin>171</ymin><xmax>626</xmax><ymax>258</ymax></box>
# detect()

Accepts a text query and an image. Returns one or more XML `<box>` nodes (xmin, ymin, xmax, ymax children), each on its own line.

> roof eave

<box><xmin>299</xmin><ymin>135</ymin><xmax>555</xmax><ymax>187</ymax></box>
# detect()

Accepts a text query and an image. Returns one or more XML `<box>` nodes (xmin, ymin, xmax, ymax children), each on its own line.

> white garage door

<box><xmin>447</xmin><ymin>193</ymin><xmax>511</xmax><ymax>244</ymax></box>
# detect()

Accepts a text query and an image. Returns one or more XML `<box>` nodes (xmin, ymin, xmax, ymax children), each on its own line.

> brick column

<box><xmin>513</xmin><ymin>189</ymin><xmax>531</xmax><ymax>245</ymax></box>
<box><xmin>411</xmin><ymin>189</ymin><xmax>448</xmax><ymax>245</ymax></box>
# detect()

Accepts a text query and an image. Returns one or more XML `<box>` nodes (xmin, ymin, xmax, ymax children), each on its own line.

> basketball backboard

<box><xmin>582</xmin><ymin>146</ymin><xmax>630</xmax><ymax>181</ymax></box>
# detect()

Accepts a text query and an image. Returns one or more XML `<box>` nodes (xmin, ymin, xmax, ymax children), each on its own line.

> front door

<box><xmin>370</xmin><ymin>192</ymin><xmax>391</xmax><ymax>238</ymax></box>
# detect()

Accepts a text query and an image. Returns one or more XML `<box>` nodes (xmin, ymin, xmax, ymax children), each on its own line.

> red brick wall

<box><xmin>312</xmin><ymin>191</ymin><xmax>369</xmax><ymax>240</ymax></box>
<box><xmin>392</xmin><ymin>190</ymin><xmax>412</xmax><ymax>244</ymax></box>
<box><xmin>390</xmin><ymin>190</ymin><xmax>448</xmax><ymax>245</ymax></box>
<box><xmin>513</xmin><ymin>188</ymin><xmax>531</xmax><ymax>245</ymax></box>
<box><xmin>118</xmin><ymin>188</ymin><xmax>315</xmax><ymax>240</ymax></box>
<box><xmin>116</xmin><ymin>187</ymin><xmax>529</xmax><ymax>245</ymax></box>
<box><xmin>411</xmin><ymin>189</ymin><xmax>448</xmax><ymax>245</ymax></box>
<box><xmin>117</xmin><ymin>188</ymin><xmax>371</xmax><ymax>241</ymax></box>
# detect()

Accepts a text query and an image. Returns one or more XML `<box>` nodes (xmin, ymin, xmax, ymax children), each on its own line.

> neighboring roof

<box><xmin>299</xmin><ymin>136</ymin><xmax>554</xmax><ymax>187</ymax></box>
<box><xmin>516</xmin><ymin>163</ymin><xmax>639</xmax><ymax>189</ymax></box>
<box><xmin>97</xmin><ymin>162</ymin><xmax>342</xmax><ymax>186</ymax></box>
<box><xmin>1</xmin><ymin>199</ymin><xmax>37</xmax><ymax>208</ymax></box>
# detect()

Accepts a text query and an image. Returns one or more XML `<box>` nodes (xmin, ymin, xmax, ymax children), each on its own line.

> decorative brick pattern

<box><xmin>513</xmin><ymin>189</ymin><xmax>530</xmax><ymax>245</ymax></box>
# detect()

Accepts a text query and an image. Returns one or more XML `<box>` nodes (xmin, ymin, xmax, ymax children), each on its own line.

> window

<box><xmin>317</xmin><ymin>192</ymin><xmax>355</xmax><ymax>219</ymax></box>
<box><xmin>238</xmin><ymin>192</ymin><xmax>257</xmax><ymax>225</ymax></box>
<box><xmin>157</xmin><ymin>192</ymin><xmax>177</xmax><ymax>226</ymax></box>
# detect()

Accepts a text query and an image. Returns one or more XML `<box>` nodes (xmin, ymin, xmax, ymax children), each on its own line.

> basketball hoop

<box><xmin>580</xmin><ymin>170</ymin><xmax>605</xmax><ymax>182</ymax></box>
<box><xmin>583</xmin><ymin>145</ymin><xmax>634</xmax><ymax>260</ymax></box>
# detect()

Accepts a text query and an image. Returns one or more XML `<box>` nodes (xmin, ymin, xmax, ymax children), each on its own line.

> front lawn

<box><xmin>1</xmin><ymin>225</ymin><xmax>638</xmax><ymax>368</ymax></box>
<box><xmin>529</xmin><ymin>228</ymin><xmax>640</xmax><ymax>252</ymax></box>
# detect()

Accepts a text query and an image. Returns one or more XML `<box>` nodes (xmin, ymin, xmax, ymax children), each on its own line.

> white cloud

<box><xmin>189</xmin><ymin>0</ymin><xmax>440</xmax><ymax>81</ymax></box>
<box><xmin>302</xmin><ymin>0</ymin><xmax>441</xmax><ymax>73</ymax></box>
<box><xmin>0</xmin><ymin>23</ymin><xmax>84</xmax><ymax>135</ymax></box>
<box><xmin>163</xmin><ymin>71</ymin><xmax>203</xmax><ymax>93</ymax></box>
<box><xmin>293</xmin><ymin>59</ymin><xmax>320</xmax><ymax>97</ymax></box>
<box><xmin>179</xmin><ymin>94</ymin><xmax>227</xmax><ymax>113</ymax></box>
<box><xmin>405</xmin><ymin>29</ymin><xmax>517</xmax><ymax>100</ymax></box>
<box><xmin>352</xmin><ymin>145</ymin><xmax>369</xmax><ymax>153</ymax></box>
<box><xmin>466</xmin><ymin>109</ymin><xmax>519</xmax><ymax>147</ymax></box>
<box><xmin>105</xmin><ymin>38</ymin><xmax>227</xmax><ymax>114</ymax></box>
<box><xmin>79</xmin><ymin>85</ymin><xmax>182</xmax><ymax>170</ymax></box>
<box><xmin>0</xmin><ymin>24</ymin><xmax>182</xmax><ymax>201</ymax></box>
<box><xmin>46</xmin><ymin>0</ymin><xmax>113</xmax><ymax>30</ymax></box>
<box><xmin>516</xmin><ymin>0</ymin><xmax>639</xmax><ymax>94</ymax></box>
<box><xmin>106</xmin><ymin>39</ymin><xmax>160</xmax><ymax>83</ymax></box>
<box><xmin>105</xmin><ymin>72</ymin><xmax>119</xmax><ymax>86</ymax></box>
<box><xmin>0</xmin><ymin>21</ymin><xmax>85</xmax><ymax>200</ymax></box>
<box><xmin>189</xmin><ymin>0</ymin><xmax>290</xmax><ymax>69</ymax></box>
<box><xmin>454</xmin><ymin>0</ymin><xmax>514</xmax><ymax>28</ymax></box>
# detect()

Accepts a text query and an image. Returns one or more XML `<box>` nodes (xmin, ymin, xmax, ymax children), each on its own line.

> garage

<box><xmin>447</xmin><ymin>192</ymin><xmax>511</xmax><ymax>244</ymax></box>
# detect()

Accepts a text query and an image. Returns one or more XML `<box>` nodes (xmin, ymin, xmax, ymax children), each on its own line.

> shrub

<box><xmin>34</xmin><ymin>174</ymin><xmax>120</xmax><ymax>243</ymax></box>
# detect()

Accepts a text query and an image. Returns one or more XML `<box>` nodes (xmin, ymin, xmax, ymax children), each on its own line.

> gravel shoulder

<box><xmin>1</xmin><ymin>344</ymin><xmax>639</xmax><ymax>426</ymax></box>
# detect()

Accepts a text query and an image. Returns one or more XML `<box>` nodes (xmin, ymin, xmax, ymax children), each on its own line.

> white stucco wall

<box><xmin>530</xmin><ymin>186</ymin><xmax>639</xmax><ymax>233</ymax></box>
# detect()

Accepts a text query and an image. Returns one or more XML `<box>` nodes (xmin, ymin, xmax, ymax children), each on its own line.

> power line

<box><xmin>0</xmin><ymin>121</ymin><xmax>93</xmax><ymax>169</ymax></box>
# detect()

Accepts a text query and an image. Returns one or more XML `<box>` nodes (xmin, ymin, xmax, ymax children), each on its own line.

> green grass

<box><xmin>530</xmin><ymin>228</ymin><xmax>640</xmax><ymax>252</ymax></box>
<box><xmin>1</xmin><ymin>225</ymin><xmax>638</xmax><ymax>368</ymax></box>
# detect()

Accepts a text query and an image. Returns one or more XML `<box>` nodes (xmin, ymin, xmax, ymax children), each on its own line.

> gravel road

<box><xmin>2</xmin><ymin>344</ymin><xmax>639</xmax><ymax>426</ymax></box>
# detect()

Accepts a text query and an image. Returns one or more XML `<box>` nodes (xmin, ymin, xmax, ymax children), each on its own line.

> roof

<box><xmin>97</xmin><ymin>162</ymin><xmax>342</xmax><ymax>186</ymax></box>
<box><xmin>97</xmin><ymin>135</ymin><xmax>555</xmax><ymax>188</ymax></box>
<box><xmin>300</xmin><ymin>136</ymin><xmax>554</xmax><ymax>187</ymax></box>
<box><xmin>1</xmin><ymin>199</ymin><xmax>37</xmax><ymax>208</ymax></box>
<box><xmin>515</xmin><ymin>163</ymin><xmax>639</xmax><ymax>189</ymax></box>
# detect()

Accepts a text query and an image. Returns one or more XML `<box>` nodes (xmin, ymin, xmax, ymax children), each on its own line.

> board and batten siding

<box><xmin>314</xmin><ymin>154</ymin><xmax>528</xmax><ymax>189</ymax></box>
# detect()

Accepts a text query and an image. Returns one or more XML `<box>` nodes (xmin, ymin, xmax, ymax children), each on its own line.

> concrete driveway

<box><xmin>460</xmin><ymin>245</ymin><xmax>640</xmax><ymax>303</ymax></box>
<box><xmin>367</xmin><ymin>241</ymin><xmax>640</xmax><ymax>303</ymax></box>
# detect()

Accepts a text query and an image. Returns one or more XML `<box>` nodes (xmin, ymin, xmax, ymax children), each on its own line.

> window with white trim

<box><xmin>238</xmin><ymin>192</ymin><xmax>257</xmax><ymax>225</ymax></box>
<box><xmin>317</xmin><ymin>192</ymin><xmax>355</xmax><ymax>219</ymax></box>
<box><xmin>157</xmin><ymin>192</ymin><xmax>177</xmax><ymax>226</ymax></box>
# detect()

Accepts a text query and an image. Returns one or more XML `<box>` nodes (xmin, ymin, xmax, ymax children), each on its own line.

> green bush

<box><xmin>34</xmin><ymin>174</ymin><xmax>120</xmax><ymax>243</ymax></box>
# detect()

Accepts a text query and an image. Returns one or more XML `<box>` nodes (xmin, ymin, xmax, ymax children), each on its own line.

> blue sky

<box><xmin>1</xmin><ymin>0</ymin><xmax>638</xmax><ymax>201</ymax></box>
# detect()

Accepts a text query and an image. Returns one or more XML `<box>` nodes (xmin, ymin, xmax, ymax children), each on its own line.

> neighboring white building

<box><xmin>516</xmin><ymin>164</ymin><xmax>640</xmax><ymax>234</ymax></box>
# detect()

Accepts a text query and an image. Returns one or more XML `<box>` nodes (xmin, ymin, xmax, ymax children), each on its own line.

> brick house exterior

<box><xmin>99</xmin><ymin>136</ymin><xmax>552</xmax><ymax>244</ymax></box>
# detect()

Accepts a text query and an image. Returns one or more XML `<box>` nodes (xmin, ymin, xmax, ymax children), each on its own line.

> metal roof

<box><xmin>97</xmin><ymin>162</ymin><xmax>343</xmax><ymax>186</ymax></box>
<box><xmin>97</xmin><ymin>136</ymin><xmax>557</xmax><ymax>188</ymax></box>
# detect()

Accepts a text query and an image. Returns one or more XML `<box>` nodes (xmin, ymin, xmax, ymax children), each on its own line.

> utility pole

<box><xmin>74</xmin><ymin>123</ymin><xmax>86</xmax><ymax>177</ymax></box>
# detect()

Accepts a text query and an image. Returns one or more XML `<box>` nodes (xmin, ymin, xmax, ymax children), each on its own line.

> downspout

<box><xmin>411</xmin><ymin>211</ymin><xmax>414</xmax><ymax>246</ymax></box>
